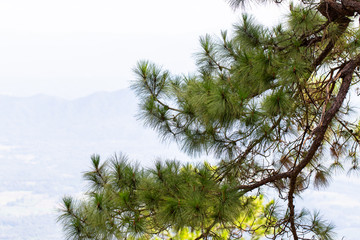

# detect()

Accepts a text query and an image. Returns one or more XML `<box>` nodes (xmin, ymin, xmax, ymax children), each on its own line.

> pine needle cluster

<box><xmin>58</xmin><ymin>154</ymin><xmax>278</xmax><ymax>239</ymax></box>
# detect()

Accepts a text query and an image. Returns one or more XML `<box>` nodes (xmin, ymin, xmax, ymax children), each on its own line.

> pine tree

<box><xmin>59</xmin><ymin>0</ymin><xmax>360</xmax><ymax>239</ymax></box>
<box><xmin>58</xmin><ymin>155</ymin><xmax>277</xmax><ymax>239</ymax></box>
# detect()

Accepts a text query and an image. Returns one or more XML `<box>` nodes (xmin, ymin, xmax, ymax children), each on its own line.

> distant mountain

<box><xmin>0</xmin><ymin>89</ymin><xmax>142</xmax><ymax>142</ymax></box>
<box><xmin>0</xmin><ymin>88</ymin><xmax>193</xmax><ymax>240</ymax></box>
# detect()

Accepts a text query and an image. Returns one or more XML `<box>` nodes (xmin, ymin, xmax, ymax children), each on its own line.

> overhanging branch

<box><xmin>233</xmin><ymin>55</ymin><xmax>360</xmax><ymax>192</ymax></box>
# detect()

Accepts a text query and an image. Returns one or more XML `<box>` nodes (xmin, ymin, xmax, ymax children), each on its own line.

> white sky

<box><xmin>0</xmin><ymin>0</ymin><xmax>287</xmax><ymax>99</ymax></box>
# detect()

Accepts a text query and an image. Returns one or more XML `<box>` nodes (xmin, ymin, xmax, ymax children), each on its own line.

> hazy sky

<box><xmin>0</xmin><ymin>0</ymin><xmax>287</xmax><ymax>99</ymax></box>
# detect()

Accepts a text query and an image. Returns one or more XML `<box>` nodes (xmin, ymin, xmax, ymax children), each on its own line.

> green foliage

<box><xmin>130</xmin><ymin>2</ymin><xmax>360</xmax><ymax>180</ymax></box>
<box><xmin>60</xmin><ymin>0</ymin><xmax>360</xmax><ymax>239</ymax></box>
<box><xmin>58</xmin><ymin>154</ymin><xmax>277</xmax><ymax>239</ymax></box>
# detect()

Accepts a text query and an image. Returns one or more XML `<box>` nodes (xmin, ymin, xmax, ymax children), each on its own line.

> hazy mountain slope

<box><xmin>0</xmin><ymin>89</ymin><xmax>138</xmax><ymax>141</ymax></box>
<box><xmin>0</xmin><ymin>88</ymin><xmax>191</xmax><ymax>240</ymax></box>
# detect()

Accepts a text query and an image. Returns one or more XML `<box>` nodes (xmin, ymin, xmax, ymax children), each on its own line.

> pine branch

<box><xmin>234</xmin><ymin>55</ymin><xmax>360</xmax><ymax>193</ymax></box>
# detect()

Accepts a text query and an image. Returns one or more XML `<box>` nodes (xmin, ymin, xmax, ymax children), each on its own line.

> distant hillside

<box><xmin>0</xmin><ymin>88</ymin><xmax>196</xmax><ymax>240</ymax></box>
<box><xmin>0</xmin><ymin>89</ymin><xmax>143</xmax><ymax>142</ymax></box>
